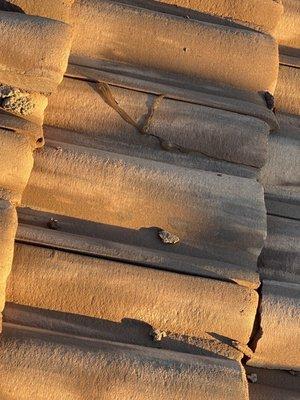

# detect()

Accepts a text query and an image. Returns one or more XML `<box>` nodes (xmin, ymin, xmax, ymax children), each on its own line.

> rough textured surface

<box><xmin>9</xmin><ymin>0</ymin><xmax>75</xmax><ymax>23</ymax></box>
<box><xmin>16</xmin><ymin>207</ymin><xmax>260</xmax><ymax>288</ymax></box>
<box><xmin>22</xmin><ymin>140</ymin><xmax>266</xmax><ymax>271</ymax></box>
<box><xmin>265</xmin><ymin>192</ymin><xmax>300</xmax><ymax>220</ymax></box>
<box><xmin>45</xmin><ymin>76</ymin><xmax>270</xmax><ymax>167</ymax></box>
<box><xmin>7</xmin><ymin>244</ymin><xmax>259</xmax><ymax>345</ymax></box>
<box><xmin>45</xmin><ymin>125</ymin><xmax>258</xmax><ymax>179</ymax></box>
<box><xmin>0</xmin><ymin>0</ymin><xmax>294</xmax><ymax>396</ymax></box>
<box><xmin>259</xmin><ymin>113</ymin><xmax>300</xmax><ymax>200</ymax></box>
<box><xmin>248</xmin><ymin>280</ymin><xmax>300</xmax><ymax>370</ymax></box>
<box><xmin>70</xmin><ymin>0</ymin><xmax>279</xmax><ymax>92</ymax></box>
<box><xmin>0</xmin><ymin>6</ymin><xmax>74</xmax><ymax>341</ymax></box>
<box><xmin>66</xmin><ymin>61</ymin><xmax>278</xmax><ymax>130</ymax></box>
<box><xmin>0</xmin><ymin>201</ymin><xmax>17</xmax><ymax>318</ymax></box>
<box><xmin>0</xmin><ymin>11</ymin><xmax>73</xmax><ymax>93</ymax></box>
<box><xmin>246</xmin><ymin>366</ymin><xmax>300</xmax><ymax>400</ymax></box>
<box><xmin>259</xmin><ymin>215</ymin><xmax>300</xmax><ymax>284</ymax></box>
<box><xmin>0</xmin><ymin>129</ymin><xmax>33</xmax><ymax>204</ymax></box>
<box><xmin>275</xmin><ymin>0</ymin><xmax>300</xmax><ymax>51</ymax></box>
<box><xmin>0</xmin><ymin>325</ymin><xmax>250</xmax><ymax>400</ymax></box>
<box><xmin>153</xmin><ymin>0</ymin><xmax>283</xmax><ymax>33</ymax></box>
<box><xmin>276</xmin><ymin>65</ymin><xmax>300</xmax><ymax>115</ymax></box>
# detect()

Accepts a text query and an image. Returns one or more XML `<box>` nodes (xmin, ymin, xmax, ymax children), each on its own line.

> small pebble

<box><xmin>150</xmin><ymin>328</ymin><xmax>167</xmax><ymax>342</ymax></box>
<box><xmin>288</xmin><ymin>370</ymin><xmax>297</xmax><ymax>376</ymax></box>
<box><xmin>247</xmin><ymin>373</ymin><xmax>257</xmax><ymax>383</ymax></box>
<box><xmin>160</xmin><ymin>139</ymin><xmax>175</xmax><ymax>151</ymax></box>
<box><xmin>158</xmin><ymin>230</ymin><xmax>180</xmax><ymax>244</ymax></box>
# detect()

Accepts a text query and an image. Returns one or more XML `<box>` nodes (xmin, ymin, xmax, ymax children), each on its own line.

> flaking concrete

<box><xmin>70</xmin><ymin>0</ymin><xmax>279</xmax><ymax>92</ymax></box>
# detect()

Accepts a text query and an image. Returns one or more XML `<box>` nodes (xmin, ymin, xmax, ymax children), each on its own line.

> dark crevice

<box><xmin>242</xmin><ymin>282</ymin><xmax>263</xmax><ymax>365</ymax></box>
<box><xmin>267</xmin><ymin>212</ymin><xmax>300</xmax><ymax>222</ymax></box>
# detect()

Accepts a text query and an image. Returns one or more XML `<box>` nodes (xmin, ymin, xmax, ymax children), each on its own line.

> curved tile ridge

<box><xmin>2</xmin><ymin>302</ymin><xmax>246</xmax><ymax>361</ymax></box>
<box><xmin>15</xmin><ymin>210</ymin><xmax>260</xmax><ymax>288</ymax></box>
<box><xmin>248</xmin><ymin>280</ymin><xmax>300</xmax><ymax>370</ymax></box>
<box><xmin>0</xmin><ymin>11</ymin><xmax>72</xmax><ymax>94</ymax></box>
<box><xmin>44</xmin><ymin>125</ymin><xmax>258</xmax><ymax>179</ymax></box>
<box><xmin>22</xmin><ymin>140</ymin><xmax>267</xmax><ymax>279</ymax></box>
<box><xmin>66</xmin><ymin>62</ymin><xmax>278</xmax><ymax>131</ymax></box>
<box><xmin>44</xmin><ymin>76</ymin><xmax>271</xmax><ymax>168</ymax></box>
<box><xmin>6</xmin><ymin>244</ymin><xmax>259</xmax><ymax>346</ymax></box>
<box><xmin>150</xmin><ymin>0</ymin><xmax>284</xmax><ymax>34</ymax></box>
<box><xmin>0</xmin><ymin>11</ymin><xmax>73</xmax><ymax>149</ymax></box>
<box><xmin>0</xmin><ymin>10</ymin><xmax>73</xmax><ymax>330</ymax></box>
<box><xmin>0</xmin><ymin>324</ymin><xmax>250</xmax><ymax>400</ymax></box>
<box><xmin>69</xmin><ymin>0</ymin><xmax>279</xmax><ymax>93</ymax></box>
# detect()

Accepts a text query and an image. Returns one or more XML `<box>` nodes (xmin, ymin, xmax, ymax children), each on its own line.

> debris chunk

<box><xmin>47</xmin><ymin>218</ymin><xmax>59</xmax><ymax>230</ymax></box>
<box><xmin>150</xmin><ymin>328</ymin><xmax>167</xmax><ymax>342</ymax></box>
<box><xmin>158</xmin><ymin>229</ymin><xmax>180</xmax><ymax>244</ymax></box>
<box><xmin>288</xmin><ymin>370</ymin><xmax>298</xmax><ymax>376</ymax></box>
